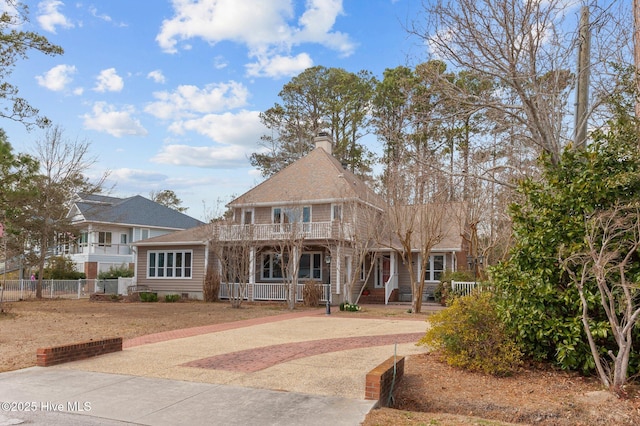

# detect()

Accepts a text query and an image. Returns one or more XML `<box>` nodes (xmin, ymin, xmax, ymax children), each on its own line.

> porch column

<box><xmin>336</xmin><ymin>245</ymin><xmax>341</xmax><ymax>295</ymax></box>
<box><xmin>249</xmin><ymin>247</ymin><xmax>255</xmax><ymax>285</ymax></box>
<box><xmin>249</xmin><ymin>247</ymin><xmax>255</xmax><ymax>302</ymax></box>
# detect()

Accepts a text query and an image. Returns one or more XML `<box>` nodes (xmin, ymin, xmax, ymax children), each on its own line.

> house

<box><xmin>132</xmin><ymin>134</ymin><xmax>468</xmax><ymax>304</ymax></box>
<box><xmin>59</xmin><ymin>193</ymin><xmax>203</xmax><ymax>279</ymax></box>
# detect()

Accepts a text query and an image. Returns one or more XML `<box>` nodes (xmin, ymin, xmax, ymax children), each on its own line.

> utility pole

<box><xmin>574</xmin><ymin>6</ymin><xmax>590</xmax><ymax>149</ymax></box>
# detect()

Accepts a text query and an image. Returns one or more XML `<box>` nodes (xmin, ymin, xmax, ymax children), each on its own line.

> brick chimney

<box><xmin>314</xmin><ymin>132</ymin><xmax>333</xmax><ymax>154</ymax></box>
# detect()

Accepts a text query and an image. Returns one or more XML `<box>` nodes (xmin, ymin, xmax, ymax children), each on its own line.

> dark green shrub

<box><xmin>139</xmin><ymin>292</ymin><xmax>158</xmax><ymax>302</ymax></box>
<box><xmin>164</xmin><ymin>294</ymin><xmax>180</xmax><ymax>303</ymax></box>
<box><xmin>419</xmin><ymin>291</ymin><xmax>522</xmax><ymax>376</ymax></box>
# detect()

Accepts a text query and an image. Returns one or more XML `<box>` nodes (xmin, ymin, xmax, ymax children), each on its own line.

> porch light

<box><xmin>325</xmin><ymin>255</ymin><xmax>331</xmax><ymax>264</ymax></box>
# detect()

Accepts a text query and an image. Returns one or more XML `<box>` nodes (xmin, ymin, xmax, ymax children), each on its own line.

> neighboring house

<box><xmin>133</xmin><ymin>134</ymin><xmax>468</xmax><ymax>304</ymax></box>
<box><xmin>58</xmin><ymin>193</ymin><xmax>203</xmax><ymax>279</ymax></box>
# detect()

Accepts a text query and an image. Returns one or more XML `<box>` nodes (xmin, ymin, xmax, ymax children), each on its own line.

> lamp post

<box><xmin>325</xmin><ymin>254</ymin><xmax>331</xmax><ymax>315</ymax></box>
<box><xmin>466</xmin><ymin>254</ymin><xmax>484</xmax><ymax>284</ymax></box>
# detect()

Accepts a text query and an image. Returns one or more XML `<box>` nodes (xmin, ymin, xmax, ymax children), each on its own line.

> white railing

<box><xmin>0</xmin><ymin>279</ymin><xmax>98</xmax><ymax>302</ymax></box>
<box><xmin>215</xmin><ymin>222</ymin><xmax>354</xmax><ymax>241</ymax></box>
<box><xmin>52</xmin><ymin>243</ymin><xmax>132</xmax><ymax>256</ymax></box>
<box><xmin>219</xmin><ymin>282</ymin><xmax>329</xmax><ymax>303</ymax></box>
<box><xmin>451</xmin><ymin>280</ymin><xmax>483</xmax><ymax>296</ymax></box>
<box><xmin>384</xmin><ymin>273</ymin><xmax>399</xmax><ymax>305</ymax></box>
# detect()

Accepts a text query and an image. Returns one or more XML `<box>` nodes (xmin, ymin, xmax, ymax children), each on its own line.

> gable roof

<box><xmin>72</xmin><ymin>194</ymin><xmax>204</xmax><ymax>230</ymax></box>
<box><xmin>229</xmin><ymin>147</ymin><xmax>384</xmax><ymax>209</ymax></box>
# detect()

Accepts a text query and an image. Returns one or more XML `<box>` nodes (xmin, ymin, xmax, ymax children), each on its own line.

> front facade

<box><xmin>133</xmin><ymin>134</ymin><xmax>468</xmax><ymax>305</ymax></box>
<box><xmin>58</xmin><ymin>193</ymin><xmax>203</xmax><ymax>279</ymax></box>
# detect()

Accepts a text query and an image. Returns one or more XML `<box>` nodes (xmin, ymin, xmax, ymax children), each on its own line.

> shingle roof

<box><xmin>74</xmin><ymin>195</ymin><xmax>203</xmax><ymax>229</ymax></box>
<box><xmin>229</xmin><ymin>147</ymin><xmax>385</xmax><ymax>209</ymax></box>
<box><xmin>133</xmin><ymin>223</ymin><xmax>211</xmax><ymax>246</ymax></box>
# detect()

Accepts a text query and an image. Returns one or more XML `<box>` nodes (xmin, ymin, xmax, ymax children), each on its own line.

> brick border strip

<box><xmin>365</xmin><ymin>355</ymin><xmax>405</xmax><ymax>407</ymax></box>
<box><xmin>36</xmin><ymin>337</ymin><xmax>123</xmax><ymax>367</ymax></box>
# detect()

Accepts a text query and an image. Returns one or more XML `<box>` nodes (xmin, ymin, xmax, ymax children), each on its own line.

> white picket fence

<box><xmin>0</xmin><ymin>278</ymin><xmax>134</xmax><ymax>302</ymax></box>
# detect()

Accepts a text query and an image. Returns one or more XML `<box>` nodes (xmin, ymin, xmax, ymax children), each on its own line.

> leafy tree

<box><xmin>41</xmin><ymin>255</ymin><xmax>84</xmax><ymax>279</ymax></box>
<box><xmin>0</xmin><ymin>1</ymin><xmax>63</xmax><ymax>128</ymax></box>
<box><xmin>149</xmin><ymin>189</ymin><xmax>188</xmax><ymax>212</ymax></box>
<box><xmin>491</xmin><ymin>95</ymin><xmax>640</xmax><ymax>373</ymax></box>
<box><xmin>0</xmin><ymin>128</ymin><xmax>38</xmax><ymax>270</ymax></box>
<box><xmin>250</xmin><ymin>66</ymin><xmax>375</xmax><ymax>178</ymax></box>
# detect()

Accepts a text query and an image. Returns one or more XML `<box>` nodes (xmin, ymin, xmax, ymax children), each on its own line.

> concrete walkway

<box><xmin>0</xmin><ymin>305</ymin><xmax>432</xmax><ymax>426</ymax></box>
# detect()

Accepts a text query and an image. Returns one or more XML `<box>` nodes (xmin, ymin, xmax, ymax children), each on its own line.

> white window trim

<box><xmin>242</xmin><ymin>208</ymin><xmax>254</xmax><ymax>225</ymax></box>
<box><xmin>260</xmin><ymin>251</ymin><xmax>322</xmax><ymax>281</ymax></box>
<box><xmin>147</xmin><ymin>250</ymin><xmax>193</xmax><ymax>279</ymax></box>
<box><xmin>331</xmin><ymin>203</ymin><xmax>342</xmax><ymax>221</ymax></box>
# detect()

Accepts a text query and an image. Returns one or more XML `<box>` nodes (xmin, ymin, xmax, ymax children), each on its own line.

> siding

<box><xmin>135</xmin><ymin>244</ymin><xmax>206</xmax><ymax>293</ymax></box>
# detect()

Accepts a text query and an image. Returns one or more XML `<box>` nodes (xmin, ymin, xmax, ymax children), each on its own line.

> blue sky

<box><xmin>3</xmin><ymin>0</ymin><xmax>425</xmax><ymax>220</ymax></box>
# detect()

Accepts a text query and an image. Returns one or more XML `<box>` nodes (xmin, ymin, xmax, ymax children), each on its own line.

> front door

<box><xmin>375</xmin><ymin>255</ymin><xmax>391</xmax><ymax>288</ymax></box>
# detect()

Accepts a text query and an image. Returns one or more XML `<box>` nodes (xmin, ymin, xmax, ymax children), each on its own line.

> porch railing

<box><xmin>219</xmin><ymin>282</ymin><xmax>329</xmax><ymax>303</ymax></box>
<box><xmin>214</xmin><ymin>222</ymin><xmax>354</xmax><ymax>241</ymax></box>
<box><xmin>451</xmin><ymin>280</ymin><xmax>485</xmax><ymax>296</ymax></box>
<box><xmin>384</xmin><ymin>273</ymin><xmax>399</xmax><ymax>305</ymax></box>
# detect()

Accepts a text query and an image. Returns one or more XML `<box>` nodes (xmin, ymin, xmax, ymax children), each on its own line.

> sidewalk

<box><xmin>0</xmin><ymin>308</ymin><xmax>430</xmax><ymax>425</ymax></box>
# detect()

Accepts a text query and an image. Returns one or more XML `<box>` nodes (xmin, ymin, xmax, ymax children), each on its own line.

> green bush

<box><xmin>139</xmin><ymin>292</ymin><xmax>158</xmax><ymax>302</ymax></box>
<box><xmin>98</xmin><ymin>264</ymin><xmax>134</xmax><ymax>279</ymax></box>
<box><xmin>419</xmin><ymin>291</ymin><xmax>522</xmax><ymax>376</ymax></box>
<box><xmin>164</xmin><ymin>294</ymin><xmax>180</xmax><ymax>303</ymax></box>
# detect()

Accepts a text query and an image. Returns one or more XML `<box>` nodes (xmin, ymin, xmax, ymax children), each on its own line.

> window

<box><xmin>141</xmin><ymin>229</ymin><xmax>149</xmax><ymax>240</ymax></box>
<box><xmin>78</xmin><ymin>232</ymin><xmax>88</xmax><ymax>247</ymax></box>
<box><xmin>261</xmin><ymin>252</ymin><xmax>321</xmax><ymax>280</ymax></box>
<box><xmin>332</xmin><ymin>204</ymin><xmax>342</xmax><ymax>221</ymax></box>
<box><xmin>243</xmin><ymin>210</ymin><xmax>253</xmax><ymax>225</ymax></box>
<box><xmin>98</xmin><ymin>232</ymin><xmax>112</xmax><ymax>247</ymax></box>
<box><xmin>432</xmin><ymin>255</ymin><xmax>444</xmax><ymax>281</ymax></box>
<box><xmin>272</xmin><ymin>208</ymin><xmax>282</xmax><ymax>224</ymax></box>
<box><xmin>120</xmin><ymin>234</ymin><xmax>127</xmax><ymax>244</ymax></box>
<box><xmin>262</xmin><ymin>253</ymin><xmax>283</xmax><ymax>279</ymax></box>
<box><xmin>148</xmin><ymin>250</ymin><xmax>192</xmax><ymax>279</ymax></box>
<box><xmin>298</xmin><ymin>253</ymin><xmax>321</xmax><ymax>279</ymax></box>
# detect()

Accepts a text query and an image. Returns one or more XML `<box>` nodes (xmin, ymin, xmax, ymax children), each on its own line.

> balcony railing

<box><xmin>51</xmin><ymin>243</ymin><xmax>132</xmax><ymax>256</ymax></box>
<box><xmin>214</xmin><ymin>221</ymin><xmax>354</xmax><ymax>242</ymax></box>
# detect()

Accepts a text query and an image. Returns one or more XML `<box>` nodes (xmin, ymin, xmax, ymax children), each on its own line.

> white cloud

<box><xmin>150</xmin><ymin>109</ymin><xmax>265</xmax><ymax>168</ymax></box>
<box><xmin>168</xmin><ymin>109</ymin><xmax>263</xmax><ymax>146</ymax></box>
<box><xmin>93</xmin><ymin>68</ymin><xmax>124</xmax><ymax>92</ymax></box>
<box><xmin>109</xmin><ymin>168</ymin><xmax>168</xmax><ymax>183</ymax></box>
<box><xmin>82</xmin><ymin>102</ymin><xmax>148</xmax><ymax>137</ymax></box>
<box><xmin>35</xmin><ymin>64</ymin><xmax>77</xmax><ymax>91</ymax></box>
<box><xmin>37</xmin><ymin>0</ymin><xmax>74</xmax><ymax>33</ymax></box>
<box><xmin>151</xmin><ymin>144</ymin><xmax>251</xmax><ymax>168</ymax></box>
<box><xmin>73</xmin><ymin>87</ymin><xmax>84</xmax><ymax>95</ymax></box>
<box><xmin>246</xmin><ymin>53</ymin><xmax>313</xmax><ymax>78</ymax></box>
<box><xmin>145</xmin><ymin>81</ymin><xmax>249</xmax><ymax>120</ymax></box>
<box><xmin>156</xmin><ymin>0</ymin><xmax>355</xmax><ymax>78</ymax></box>
<box><xmin>147</xmin><ymin>70</ymin><xmax>166</xmax><ymax>84</ymax></box>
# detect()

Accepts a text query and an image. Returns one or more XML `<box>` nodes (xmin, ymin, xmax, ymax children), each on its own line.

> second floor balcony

<box><xmin>214</xmin><ymin>221</ymin><xmax>354</xmax><ymax>242</ymax></box>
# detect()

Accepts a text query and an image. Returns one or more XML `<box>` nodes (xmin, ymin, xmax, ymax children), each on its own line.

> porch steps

<box><xmin>358</xmin><ymin>288</ymin><xmax>398</xmax><ymax>304</ymax></box>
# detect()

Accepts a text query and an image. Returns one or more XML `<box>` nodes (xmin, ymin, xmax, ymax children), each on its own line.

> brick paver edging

<box><xmin>182</xmin><ymin>332</ymin><xmax>423</xmax><ymax>372</ymax></box>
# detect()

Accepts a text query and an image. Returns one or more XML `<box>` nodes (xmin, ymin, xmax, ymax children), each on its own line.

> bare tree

<box><xmin>561</xmin><ymin>205</ymin><xmax>640</xmax><ymax>393</ymax></box>
<box><xmin>206</xmin><ymin>220</ymin><xmax>254</xmax><ymax>309</ymax></box>
<box><xmin>412</xmin><ymin>0</ymin><xmax>631</xmax><ymax>165</ymax></box>
<box><xmin>274</xmin><ymin>207</ymin><xmax>308</xmax><ymax>310</ymax></box>
<box><xmin>22</xmin><ymin>125</ymin><xmax>106</xmax><ymax>298</ymax></box>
